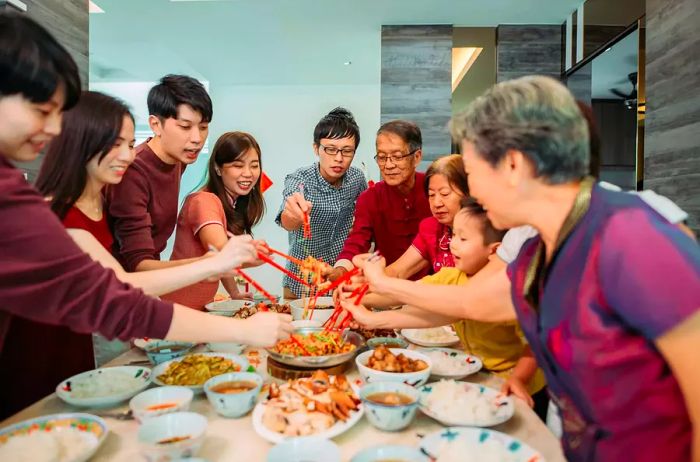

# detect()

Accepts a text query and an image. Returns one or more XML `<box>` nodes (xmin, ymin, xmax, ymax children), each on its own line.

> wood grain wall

<box><xmin>645</xmin><ymin>0</ymin><xmax>700</xmax><ymax>233</ymax></box>
<box><xmin>496</xmin><ymin>25</ymin><xmax>562</xmax><ymax>82</ymax></box>
<box><xmin>381</xmin><ymin>25</ymin><xmax>453</xmax><ymax>164</ymax></box>
<box><xmin>3</xmin><ymin>0</ymin><xmax>89</xmax><ymax>182</ymax></box>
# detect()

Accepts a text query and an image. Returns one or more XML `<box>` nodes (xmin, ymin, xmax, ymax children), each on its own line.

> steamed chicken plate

<box><xmin>366</xmin><ymin>346</ymin><xmax>428</xmax><ymax>373</ymax></box>
<box><xmin>262</xmin><ymin>371</ymin><xmax>361</xmax><ymax>437</ymax></box>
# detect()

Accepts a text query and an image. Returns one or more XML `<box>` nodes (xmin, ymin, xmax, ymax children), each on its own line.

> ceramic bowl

<box><xmin>129</xmin><ymin>386</ymin><xmax>193</xmax><ymax>423</ymax></box>
<box><xmin>203</xmin><ymin>372</ymin><xmax>263</xmax><ymax>418</ymax></box>
<box><xmin>366</xmin><ymin>336</ymin><xmax>409</xmax><ymax>350</ymax></box>
<box><xmin>145</xmin><ymin>341</ymin><xmax>196</xmax><ymax>365</ymax></box>
<box><xmin>267</xmin><ymin>437</ymin><xmax>341</xmax><ymax>462</ymax></box>
<box><xmin>289</xmin><ymin>297</ymin><xmax>336</xmax><ymax>324</ymax></box>
<box><xmin>360</xmin><ymin>381</ymin><xmax>420</xmax><ymax>431</ymax></box>
<box><xmin>355</xmin><ymin>348</ymin><xmax>432</xmax><ymax>387</ymax></box>
<box><xmin>351</xmin><ymin>444</ymin><xmax>428</xmax><ymax>462</ymax></box>
<box><xmin>138</xmin><ymin>412</ymin><xmax>207</xmax><ymax>461</ymax></box>
<box><xmin>56</xmin><ymin>366</ymin><xmax>152</xmax><ymax>408</ymax></box>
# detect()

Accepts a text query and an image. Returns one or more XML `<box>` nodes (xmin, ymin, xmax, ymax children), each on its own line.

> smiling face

<box><xmin>427</xmin><ymin>173</ymin><xmax>465</xmax><ymax>226</ymax></box>
<box><xmin>449</xmin><ymin>209</ymin><xmax>497</xmax><ymax>276</ymax></box>
<box><xmin>0</xmin><ymin>87</ymin><xmax>65</xmax><ymax>162</ymax></box>
<box><xmin>220</xmin><ymin>147</ymin><xmax>261</xmax><ymax>198</ymax></box>
<box><xmin>150</xmin><ymin>104</ymin><xmax>209</xmax><ymax>165</ymax></box>
<box><xmin>85</xmin><ymin>115</ymin><xmax>136</xmax><ymax>186</ymax></box>
<box><xmin>375</xmin><ymin>132</ymin><xmax>422</xmax><ymax>187</ymax></box>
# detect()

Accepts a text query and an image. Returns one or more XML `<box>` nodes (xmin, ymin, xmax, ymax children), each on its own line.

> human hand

<box><xmin>240</xmin><ymin>312</ymin><xmax>294</xmax><ymax>347</ymax></box>
<box><xmin>213</xmin><ymin>234</ymin><xmax>257</xmax><ymax>272</ymax></box>
<box><xmin>352</xmin><ymin>253</ymin><xmax>387</xmax><ymax>290</ymax></box>
<box><xmin>500</xmin><ymin>376</ymin><xmax>534</xmax><ymax>408</ymax></box>
<box><xmin>283</xmin><ymin>192</ymin><xmax>312</xmax><ymax>229</ymax></box>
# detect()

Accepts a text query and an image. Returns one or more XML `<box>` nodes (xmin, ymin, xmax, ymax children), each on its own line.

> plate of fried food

<box><xmin>252</xmin><ymin>370</ymin><xmax>363</xmax><ymax>443</ymax></box>
<box><xmin>355</xmin><ymin>346</ymin><xmax>432</xmax><ymax>387</ymax></box>
<box><xmin>152</xmin><ymin>353</ymin><xmax>249</xmax><ymax>394</ymax></box>
<box><xmin>266</xmin><ymin>327</ymin><xmax>365</xmax><ymax>368</ymax></box>
<box><xmin>205</xmin><ymin>299</ymin><xmax>291</xmax><ymax>317</ymax></box>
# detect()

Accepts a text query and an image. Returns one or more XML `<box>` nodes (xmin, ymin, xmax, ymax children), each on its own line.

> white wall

<box><xmin>91</xmin><ymin>81</ymin><xmax>381</xmax><ymax>294</ymax></box>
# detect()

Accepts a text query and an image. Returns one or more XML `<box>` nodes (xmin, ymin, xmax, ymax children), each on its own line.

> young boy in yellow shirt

<box><xmin>341</xmin><ymin>199</ymin><xmax>548</xmax><ymax>420</ymax></box>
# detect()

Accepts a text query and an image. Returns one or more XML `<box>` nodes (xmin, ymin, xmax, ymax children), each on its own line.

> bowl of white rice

<box><xmin>419</xmin><ymin>380</ymin><xmax>514</xmax><ymax>427</ymax></box>
<box><xmin>56</xmin><ymin>366</ymin><xmax>152</xmax><ymax>408</ymax></box>
<box><xmin>419</xmin><ymin>427</ymin><xmax>544</xmax><ymax>462</ymax></box>
<box><xmin>0</xmin><ymin>413</ymin><xmax>108</xmax><ymax>462</ymax></box>
<box><xmin>420</xmin><ymin>348</ymin><xmax>482</xmax><ymax>380</ymax></box>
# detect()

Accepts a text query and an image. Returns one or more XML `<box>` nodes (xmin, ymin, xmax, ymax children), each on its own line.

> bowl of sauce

<box><xmin>129</xmin><ymin>386</ymin><xmax>194</xmax><ymax>423</ymax></box>
<box><xmin>359</xmin><ymin>382</ymin><xmax>420</xmax><ymax>431</ymax></box>
<box><xmin>204</xmin><ymin>371</ymin><xmax>263</xmax><ymax>418</ymax></box>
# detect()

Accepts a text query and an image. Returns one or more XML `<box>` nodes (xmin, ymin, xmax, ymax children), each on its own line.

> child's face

<box><xmin>450</xmin><ymin>210</ymin><xmax>495</xmax><ymax>276</ymax></box>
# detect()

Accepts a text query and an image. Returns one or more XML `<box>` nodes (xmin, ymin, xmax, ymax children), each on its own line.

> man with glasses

<box><xmin>276</xmin><ymin>107</ymin><xmax>367</xmax><ymax>299</ymax></box>
<box><xmin>330</xmin><ymin>120</ymin><xmax>431</xmax><ymax>281</ymax></box>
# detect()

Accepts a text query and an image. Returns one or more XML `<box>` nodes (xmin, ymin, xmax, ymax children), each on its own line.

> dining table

<box><xmin>1</xmin><ymin>341</ymin><xmax>566</xmax><ymax>462</ymax></box>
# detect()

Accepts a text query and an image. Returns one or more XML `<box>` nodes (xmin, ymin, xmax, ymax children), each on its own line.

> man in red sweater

<box><xmin>330</xmin><ymin>120</ymin><xmax>432</xmax><ymax>280</ymax></box>
<box><xmin>108</xmin><ymin>75</ymin><xmax>213</xmax><ymax>271</ymax></box>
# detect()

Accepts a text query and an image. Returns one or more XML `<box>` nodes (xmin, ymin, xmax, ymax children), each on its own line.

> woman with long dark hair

<box><xmin>163</xmin><ymin>131</ymin><xmax>266</xmax><ymax>310</ymax></box>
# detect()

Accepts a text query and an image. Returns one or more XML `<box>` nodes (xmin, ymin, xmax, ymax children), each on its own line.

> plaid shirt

<box><xmin>275</xmin><ymin>163</ymin><xmax>367</xmax><ymax>296</ymax></box>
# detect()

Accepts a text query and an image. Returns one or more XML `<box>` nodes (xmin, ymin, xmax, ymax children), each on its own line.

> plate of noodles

<box><xmin>266</xmin><ymin>327</ymin><xmax>364</xmax><ymax>367</ymax></box>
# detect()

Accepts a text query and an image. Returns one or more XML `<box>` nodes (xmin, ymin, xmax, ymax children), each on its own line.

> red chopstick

<box><xmin>257</xmin><ymin>252</ymin><xmax>312</xmax><ymax>287</ymax></box>
<box><xmin>235</xmin><ymin>269</ymin><xmax>274</xmax><ymax>308</ymax></box>
<box><xmin>262</xmin><ymin>244</ymin><xmax>304</xmax><ymax>266</ymax></box>
<box><xmin>338</xmin><ymin>284</ymin><xmax>369</xmax><ymax>330</ymax></box>
<box><xmin>302</xmin><ymin>211</ymin><xmax>311</xmax><ymax>239</ymax></box>
<box><xmin>290</xmin><ymin>334</ymin><xmax>311</xmax><ymax>355</ymax></box>
<box><xmin>316</xmin><ymin>267</ymin><xmax>360</xmax><ymax>297</ymax></box>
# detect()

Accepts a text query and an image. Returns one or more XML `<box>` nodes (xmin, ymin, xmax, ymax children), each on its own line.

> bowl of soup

<box><xmin>129</xmin><ymin>386</ymin><xmax>193</xmax><ymax>423</ymax></box>
<box><xmin>359</xmin><ymin>382</ymin><xmax>420</xmax><ymax>431</ymax></box>
<box><xmin>138</xmin><ymin>411</ymin><xmax>207</xmax><ymax>461</ymax></box>
<box><xmin>145</xmin><ymin>341</ymin><xmax>195</xmax><ymax>365</ymax></box>
<box><xmin>203</xmin><ymin>371</ymin><xmax>263</xmax><ymax>418</ymax></box>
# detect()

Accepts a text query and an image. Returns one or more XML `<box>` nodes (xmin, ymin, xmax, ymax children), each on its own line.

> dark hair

<box><xmin>36</xmin><ymin>91</ymin><xmax>133</xmax><ymax>219</ymax></box>
<box><xmin>0</xmin><ymin>12</ymin><xmax>80</xmax><ymax>110</ymax></box>
<box><xmin>575</xmin><ymin>101</ymin><xmax>601</xmax><ymax>178</ymax></box>
<box><xmin>313</xmin><ymin>107</ymin><xmax>360</xmax><ymax>148</ymax></box>
<box><xmin>424</xmin><ymin>154</ymin><xmax>470</xmax><ymax>197</ymax></box>
<box><xmin>377</xmin><ymin>120</ymin><xmax>422</xmax><ymax>153</ymax></box>
<box><xmin>147</xmin><ymin>74</ymin><xmax>213</xmax><ymax>123</ymax></box>
<box><xmin>205</xmin><ymin>132</ymin><xmax>265</xmax><ymax>235</ymax></box>
<box><xmin>458</xmin><ymin>197</ymin><xmax>506</xmax><ymax>245</ymax></box>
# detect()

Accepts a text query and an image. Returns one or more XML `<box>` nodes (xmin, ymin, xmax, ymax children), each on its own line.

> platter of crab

<box><xmin>252</xmin><ymin>370</ymin><xmax>364</xmax><ymax>443</ymax></box>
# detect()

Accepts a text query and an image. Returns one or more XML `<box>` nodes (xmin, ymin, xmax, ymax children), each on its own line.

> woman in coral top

<box><xmin>163</xmin><ymin>132</ymin><xmax>266</xmax><ymax>310</ymax></box>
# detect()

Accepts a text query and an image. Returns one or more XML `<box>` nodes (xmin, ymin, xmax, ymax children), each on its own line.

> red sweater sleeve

<box><xmin>0</xmin><ymin>161</ymin><xmax>173</xmax><ymax>350</ymax></box>
<box><xmin>337</xmin><ymin>188</ymin><xmax>375</xmax><ymax>262</ymax></box>
<box><xmin>107</xmin><ymin>163</ymin><xmax>157</xmax><ymax>271</ymax></box>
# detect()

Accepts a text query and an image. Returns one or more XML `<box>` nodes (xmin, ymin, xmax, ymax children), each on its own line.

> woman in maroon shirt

<box><xmin>0</xmin><ymin>13</ymin><xmax>292</xmax><ymax>418</ymax></box>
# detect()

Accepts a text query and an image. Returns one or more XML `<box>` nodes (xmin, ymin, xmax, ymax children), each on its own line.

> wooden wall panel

<box><xmin>645</xmin><ymin>0</ymin><xmax>700</xmax><ymax>233</ymax></box>
<box><xmin>381</xmin><ymin>25</ymin><xmax>453</xmax><ymax>163</ymax></box>
<box><xmin>496</xmin><ymin>25</ymin><xmax>563</xmax><ymax>82</ymax></box>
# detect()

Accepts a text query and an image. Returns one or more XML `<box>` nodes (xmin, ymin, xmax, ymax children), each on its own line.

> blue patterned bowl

<box><xmin>204</xmin><ymin>372</ymin><xmax>262</xmax><ymax>418</ymax></box>
<box><xmin>145</xmin><ymin>341</ymin><xmax>195</xmax><ymax>365</ymax></box>
<box><xmin>359</xmin><ymin>381</ymin><xmax>420</xmax><ymax>431</ymax></box>
<box><xmin>351</xmin><ymin>444</ymin><xmax>428</xmax><ymax>462</ymax></box>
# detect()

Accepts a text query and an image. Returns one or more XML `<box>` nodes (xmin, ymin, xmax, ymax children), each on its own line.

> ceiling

<box><xmin>89</xmin><ymin>0</ymin><xmax>581</xmax><ymax>85</ymax></box>
<box><xmin>591</xmin><ymin>29</ymin><xmax>638</xmax><ymax>99</ymax></box>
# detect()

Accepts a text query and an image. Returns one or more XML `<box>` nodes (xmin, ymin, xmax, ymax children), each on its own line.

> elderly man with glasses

<box><xmin>330</xmin><ymin>120</ymin><xmax>431</xmax><ymax>281</ymax></box>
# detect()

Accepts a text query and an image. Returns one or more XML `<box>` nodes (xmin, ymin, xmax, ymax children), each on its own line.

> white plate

<box><xmin>0</xmin><ymin>413</ymin><xmax>108</xmax><ymax>462</ymax></box>
<box><xmin>401</xmin><ymin>327</ymin><xmax>460</xmax><ymax>347</ymax></box>
<box><xmin>419</xmin><ymin>348</ymin><xmax>482</xmax><ymax>380</ymax></box>
<box><xmin>151</xmin><ymin>352</ymin><xmax>249</xmax><ymax>394</ymax></box>
<box><xmin>134</xmin><ymin>338</ymin><xmax>161</xmax><ymax>350</ymax></box>
<box><xmin>204</xmin><ymin>299</ymin><xmax>253</xmax><ymax>313</ymax></box>
<box><xmin>419</xmin><ymin>427</ymin><xmax>544</xmax><ymax>462</ymax></box>
<box><xmin>56</xmin><ymin>366</ymin><xmax>152</xmax><ymax>408</ymax></box>
<box><xmin>418</xmin><ymin>381</ymin><xmax>514</xmax><ymax>427</ymax></box>
<box><xmin>252</xmin><ymin>385</ymin><xmax>364</xmax><ymax>444</ymax></box>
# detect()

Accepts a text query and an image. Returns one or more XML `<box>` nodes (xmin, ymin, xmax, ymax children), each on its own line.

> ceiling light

<box><xmin>89</xmin><ymin>1</ymin><xmax>104</xmax><ymax>13</ymax></box>
<box><xmin>344</xmin><ymin>61</ymin><xmax>352</xmax><ymax>66</ymax></box>
<box><xmin>452</xmin><ymin>47</ymin><xmax>483</xmax><ymax>92</ymax></box>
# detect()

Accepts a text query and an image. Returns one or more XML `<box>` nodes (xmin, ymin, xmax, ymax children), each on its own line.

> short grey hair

<box><xmin>450</xmin><ymin>75</ymin><xmax>589</xmax><ymax>184</ymax></box>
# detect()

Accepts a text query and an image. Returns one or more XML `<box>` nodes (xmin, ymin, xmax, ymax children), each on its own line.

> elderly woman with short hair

<box><xmin>455</xmin><ymin>76</ymin><xmax>700</xmax><ymax>462</ymax></box>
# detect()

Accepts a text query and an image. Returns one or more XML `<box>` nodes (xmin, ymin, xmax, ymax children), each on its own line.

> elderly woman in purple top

<box><xmin>448</xmin><ymin>76</ymin><xmax>700</xmax><ymax>462</ymax></box>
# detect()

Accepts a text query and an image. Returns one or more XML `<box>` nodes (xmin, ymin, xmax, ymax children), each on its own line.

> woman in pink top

<box><xmin>164</xmin><ymin>132</ymin><xmax>265</xmax><ymax>310</ymax></box>
<box><xmin>385</xmin><ymin>154</ymin><xmax>469</xmax><ymax>280</ymax></box>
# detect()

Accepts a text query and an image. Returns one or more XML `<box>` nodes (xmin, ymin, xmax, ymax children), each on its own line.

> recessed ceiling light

<box><xmin>344</xmin><ymin>61</ymin><xmax>352</xmax><ymax>66</ymax></box>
